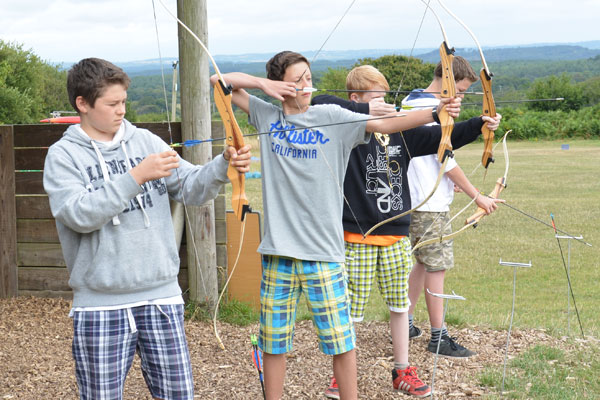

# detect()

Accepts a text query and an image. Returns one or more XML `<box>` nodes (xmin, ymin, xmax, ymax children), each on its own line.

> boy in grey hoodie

<box><xmin>43</xmin><ymin>58</ymin><xmax>251</xmax><ymax>399</ymax></box>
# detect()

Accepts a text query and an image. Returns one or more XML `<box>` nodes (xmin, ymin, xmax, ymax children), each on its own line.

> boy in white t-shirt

<box><xmin>404</xmin><ymin>56</ymin><xmax>503</xmax><ymax>358</ymax></box>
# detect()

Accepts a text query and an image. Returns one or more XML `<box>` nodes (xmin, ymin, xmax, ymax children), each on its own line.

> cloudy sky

<box><xmin>1</xmin><ymin>0</ymin><xmax>598</xmax><ymax>63</ymax></box>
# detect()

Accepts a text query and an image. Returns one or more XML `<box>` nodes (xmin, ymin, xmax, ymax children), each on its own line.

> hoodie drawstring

<box><xmin>89</xmin><ymin>139</ymin><xmax>151</xmax><ymax>228</ymax></box>
<box><xmin>90</xmin><ymin>140</ymin><xmax>121</xmax><ymax>226</ymax></box>
<box><xmin>120</xmin><ymin>141</ymin><xmax>151</xmax><ymax>228</ymax></box>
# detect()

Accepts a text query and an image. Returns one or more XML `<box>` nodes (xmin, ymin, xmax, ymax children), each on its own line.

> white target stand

<box><xmin>498</xmin><ymin>259</ymin><xmax>532</xmax><ymax>395</ymax></box>
<box><xmin>426</xmin><ymin>288</ymin><xmax>466</xmax><ymax>400</ymax></box>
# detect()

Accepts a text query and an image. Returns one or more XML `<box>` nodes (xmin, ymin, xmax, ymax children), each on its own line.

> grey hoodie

<box><xmin>43</xmin><ymin>120</ymin><xmax>229</xmax><ymax>307</ymax></box>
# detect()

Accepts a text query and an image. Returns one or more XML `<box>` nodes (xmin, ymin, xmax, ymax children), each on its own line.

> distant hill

<box><xmin>74</xmin><ymin>42</ymin><xmax>600</xmax><ymax>76</ymax></box>
<box><xmin>212</xmin><ymin>47</ymin><xmax>434</xmax><ymax>63</ymax></box>
<box><xmin>418</xmin><ymin>45</ymin><xmax>600</xmax><ymax>63</ymax></box>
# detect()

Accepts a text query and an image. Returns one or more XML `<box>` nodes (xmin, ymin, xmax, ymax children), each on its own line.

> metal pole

<box><xmin>498</xmin><ymin>259</ymin><xmax>532</xmax><ymax>395</ymax></box>
<box><xmin>556</xmin><ymin>234</ymin><xmax>582</xmax><ymax>336</ymax></box>
<box><xmin>426</xmin><ymin>289</ymin><xmax>466</xmax><ymax>400</ymax></box>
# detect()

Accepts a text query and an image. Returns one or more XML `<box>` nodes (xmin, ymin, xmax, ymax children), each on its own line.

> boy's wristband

<box><xmin>431</xmin><ymin>108</ymin><xmax>441</xmax><ymax>124</ymax></box>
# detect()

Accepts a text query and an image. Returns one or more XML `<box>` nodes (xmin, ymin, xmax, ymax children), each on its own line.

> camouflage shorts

<box><xmin>409</xmin><ymin>211</ymin><xmax>454</xmax><ymax>272</ymax></box>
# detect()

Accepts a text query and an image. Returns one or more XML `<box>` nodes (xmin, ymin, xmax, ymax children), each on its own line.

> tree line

<box><xmin>1</xmin><ymin>40</ymin><xmax>598</xmax><ymax>139</ymax></box>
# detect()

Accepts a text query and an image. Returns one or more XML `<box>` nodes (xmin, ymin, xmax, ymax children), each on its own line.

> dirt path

<box><xmin>0</xmin><ymin>297</ymin><xmax>579</xmax><ymax>399</ymax></box>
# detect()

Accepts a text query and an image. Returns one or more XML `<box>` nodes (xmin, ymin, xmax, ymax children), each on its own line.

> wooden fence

<box><xmin>0</xmin><ymin>122</ymin><xmax>228</xmax><ymax>299</ymax></box>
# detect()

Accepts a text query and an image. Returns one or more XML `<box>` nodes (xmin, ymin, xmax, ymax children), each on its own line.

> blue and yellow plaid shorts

<box><xmin>345</xmin><ymin>237</ymin><xmax>413</xmax><ymax>321</ymax></box>
<box><xmin>259</xmin><ymin>255</ymin><xmax>355</xmax><ymax>355</ymax></box>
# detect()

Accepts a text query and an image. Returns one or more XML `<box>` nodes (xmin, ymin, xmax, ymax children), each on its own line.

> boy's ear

<box><xmin>75</xmin><ymin>96</ymin><xmax>89</xmax><ymax>114</ymax></box>
<box><xmin>349</xmin><ymin>92</ymin><xmax>359</xmax><ymax>102</ymax></box>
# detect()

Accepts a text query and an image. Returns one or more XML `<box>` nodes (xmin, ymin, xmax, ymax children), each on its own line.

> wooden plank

<box><xmin>16</xmin><ymin>244</ymin><xmax>185</xmax><ymax>267</ymax></box>
<box><xmin>0</xmin><ymin>125</ymin><xmax>18</xmax><ymax>297</ymax></box>
<box><xmin>18</xmin><ymin>243</ymin><xmax>65</xmax><ymax>267</ymax></box>
<box><xmin>18</xmin><ymin>267</ymin><xmax>70</xmax><ymax>291</ymax></box>
<box><xmin>14</xmin><ymin>148</ymin><xmax>47</xmax><ymax>170</ymax></box>
<box><xmin>17</xmin><ymin>266</ymin><xmax>188</xmax><ymax>293</ymax></box>
<box><xmin>15</xmin><ymin>172</ymin><xmax>44</xmax><ymax>194</ymax></box>
<box><xmin>13</xmin><ymin>122</ymin><xmax>182</xmax><ymax>147</ymax></box>
<box><xmin>13</xmin><ymin>124</ymin><xmax>65</xmax><ymax>147</ymax></box>
<box><xmin>17</xmin><ymin>219</ymin><xmax>59</xmax><ymax>243</ymax></box>
<box><xmin>226</xmin><ymin>211</ymin><xmax>262</xmax><ymax>311</ymax></box>
<box><xmin>137</xmin><ymin>122</ymin><xmax>182</xmax><ymax>143</ymax></box>
<box><xmin>16</xmin><ymin>195</ymin><xmax>52</xmax><ymax>219</ymax></box>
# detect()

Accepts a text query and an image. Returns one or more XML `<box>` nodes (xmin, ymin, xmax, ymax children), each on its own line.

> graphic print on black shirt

<box><xmin>365</xmin><ymin>142</ymin><xmax>403</xmax><ymax>214</ymax></box>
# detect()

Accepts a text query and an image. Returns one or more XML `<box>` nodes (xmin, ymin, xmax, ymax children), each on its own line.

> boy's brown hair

<box><xmin>434</xmin><ymin>55</ymin><xmax>478</xmax><ymax>83</ymax></box>
<box><xmin>266</xmin><ymin>51</ymin><xmax>310</xmax><ymax>81</ymax></box>
<box><xmin>346</xmin><ymin>65</ymin><xmax>390</xmax><ymax>98</ymax></box>
<box><xmin>67</xmin><ymin>58</ymin><xmax>131</xmax><ymax>113</ymax></box>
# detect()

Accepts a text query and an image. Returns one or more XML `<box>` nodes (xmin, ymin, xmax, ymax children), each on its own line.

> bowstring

<box><xmin>298</xmin><ymin>0</ymin><xmax>358</xmax><ymax>82</ymax></box>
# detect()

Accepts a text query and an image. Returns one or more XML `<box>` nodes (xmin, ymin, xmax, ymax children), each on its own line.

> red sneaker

<box><xmin>324</xmin><ymin>377</ymin><xmax>340</xmax><ymax>399</ymax></box>
<box><xmin>392</xmin><ymin>366</ymin><xmax>431</xmax><ymax>397</ymax></box>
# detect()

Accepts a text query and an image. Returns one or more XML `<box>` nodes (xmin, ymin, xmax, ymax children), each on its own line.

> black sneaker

<box><xmin>427</xmin><ymin>334</ymin><xmax>475</xmax><ymax>358</ymax></box>
<box><xmin>409</xmin><ymin>325</ymin><xmax>423</xmax><ymax>339</ymax></box>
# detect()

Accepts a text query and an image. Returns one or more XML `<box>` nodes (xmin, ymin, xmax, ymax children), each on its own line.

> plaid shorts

<box><xmin>259</xmin><ymin>255</ymin><xmax>355</xmax><ymax>356</ymax></box>
<box><xmin>410</xmin><ymin>211</ymin><xmax>454</xmax><ymax>272</ymax></box>
<box><xmin>72</xmin><ymin>304</ymin><xmax>193</xmax><ymax>400</ymax></box>
<box><xmin>345</xmin><ymin>237</ymin><xmax>413</xmax><ymax>320</ymax></box>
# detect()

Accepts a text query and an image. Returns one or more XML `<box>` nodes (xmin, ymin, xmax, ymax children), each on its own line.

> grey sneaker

<box><xmin>427</xmin><ymin>334</ymin><xmax>475</xmax><ymax>358</ymax></box>
<box><xmin>409</xmin><ymin>325</ymin><xmax>423</xmax><ymax>339</ymax></box>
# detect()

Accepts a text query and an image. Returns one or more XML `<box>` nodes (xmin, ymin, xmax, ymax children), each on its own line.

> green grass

<box><xmin>479</xmin><ymin>344</ymin><xmax>600</xmax><ymax>399</ymax></box>
<box><xmin>186</xmin><ymin>298</ymin><xmax>259</xmax><ymax>326</ymax></box>
<box><xmin>445</xmin><ymin>139</ymin><xmax>599</xmax><ymax>338</ymax></box>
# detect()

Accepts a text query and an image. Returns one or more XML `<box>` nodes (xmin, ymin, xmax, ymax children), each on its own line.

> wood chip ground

<box><xmin>0</xmin><ymin>297</ymin><xmax>589</xmax><ymax>399</ymax></box>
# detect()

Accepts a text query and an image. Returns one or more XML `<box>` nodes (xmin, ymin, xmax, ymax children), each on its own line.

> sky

<box><xmin>1</xmin><ymin>0</ymin><xmax>599</xmax><ymax>64</ymax></box>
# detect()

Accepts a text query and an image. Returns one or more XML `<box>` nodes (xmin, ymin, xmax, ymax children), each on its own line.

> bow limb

<box><xmin>156</xmin><ymin>0</ymin><xmax>249</xmax><ymax>222</ymax></box>
<box><xmin>479</xmin><ymin>70</ymin><xmax>496</xmax><ymax>168</ymax></box>
<box><xmin>214</xmin><ymin>81</ymin><xmax>251</xmax><ymax>221</ymax></box>
<box><xmin>465</xmin><ymin>130</ymin><xmax>510</xmax><ymax>226</ymax></box>
<box><xmin>437</xmin><ymin>40</ymin><xmax>456</xmax><ymax>163</ymax></box>
<box><xmin>436</xmin><ymin>0</ymin><xmax>497</xmax><ymax>169</ymax></box>
<box><xmin>420</xmin><ymin>0</ymin><xmax>456</xmax><ymax>163</ymax></box>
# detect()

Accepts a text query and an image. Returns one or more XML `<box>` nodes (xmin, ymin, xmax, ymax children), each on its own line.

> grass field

<box><xmin>225</xmin><ymin>137</ymin><xmax>600</xmax><ymax>398</ymax></box>
<box><xmin>233</xmin><ymin>138</ymin><xmax>599</xmax><ymax>335</ymax></box>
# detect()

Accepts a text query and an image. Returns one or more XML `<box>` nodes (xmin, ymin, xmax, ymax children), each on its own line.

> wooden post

<box><xmin>0</xmin><ymin>125</ymin><xmax>18</xmax><ymax>297</ymax></box>
<box><xmin>177</xmin><ymin>0</ymin><xmax>218</xmax><ymax>305</ymax></box>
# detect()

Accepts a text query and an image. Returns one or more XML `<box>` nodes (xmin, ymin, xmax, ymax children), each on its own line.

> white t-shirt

<box><xmin>403</xmin><ymin>90</ymin><xmax>458</xmax><ymax>212</ymax></box>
